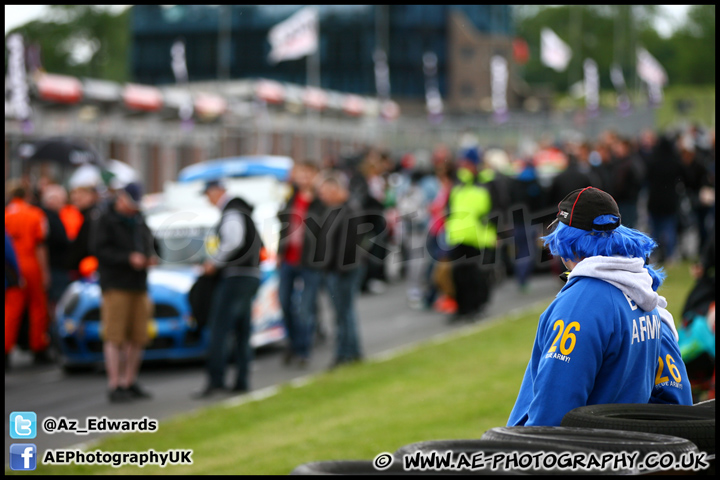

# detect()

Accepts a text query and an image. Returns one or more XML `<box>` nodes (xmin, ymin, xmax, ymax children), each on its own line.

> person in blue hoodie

<box><xmin>508</xmin><ymin>187</ymin><xmax>692</xmax><ymax>427</ymax></box>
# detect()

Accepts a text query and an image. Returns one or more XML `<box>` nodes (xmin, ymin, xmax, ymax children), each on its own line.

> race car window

<box><xmin>154</xmin><ymin>226</ymin><xmax>209</xmax><ymax>265</ymax></box>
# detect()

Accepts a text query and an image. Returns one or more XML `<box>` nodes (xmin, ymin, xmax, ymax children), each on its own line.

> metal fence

<box><xmin>377</xmin><ymin>106</ymin><xmax>657</xmax><ymax>153</ymax></box>
<box><xmin>5</xmin><ymin>101</ymin><xmax>656</xmax><ymax>189</ymax></box>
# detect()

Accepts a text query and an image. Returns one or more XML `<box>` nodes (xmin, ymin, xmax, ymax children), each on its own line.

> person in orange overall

<box><xmin>5</xmin><ymin>180</ymin><xmax>51</xmax><ymax>364</ymax></box>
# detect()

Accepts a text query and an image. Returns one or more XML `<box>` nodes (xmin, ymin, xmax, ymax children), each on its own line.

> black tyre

<box><xmin>394</xmin><ymin>438</ymin><xmax>623</xmax><ymax>474</ymax></box>
<box><xmin>481</xmin><ymin>426</ymin><xmax>698</xmax><ymax>457</ymax></box>
<box><xmin>561</xmin><ymin>403</ymin><xmax>715</xmax><ymax>454</ymax></box>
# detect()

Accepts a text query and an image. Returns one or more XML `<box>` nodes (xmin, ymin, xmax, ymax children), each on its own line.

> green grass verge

<box><xmin>655</xmin><ymin>86</ymin><xmax>715</xmax><ymax>131</ymax></box>
<box><xmin>12</xmin><ymin>263</ymin><xmax>696</xmax><ymax>475</ymax></box>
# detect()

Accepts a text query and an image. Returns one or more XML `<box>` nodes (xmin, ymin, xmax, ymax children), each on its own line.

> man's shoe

<box><xmin>126</xmin><ymin>383</ymin><xmax>152</xmax><ymax>399</ymax></box>
<box><xmin>447</xmin><ymin>312</ymin><xmax>467</xmax><ymax>324</ymax></box>
<box><xmin>191</xmin><ymin>385</ymin><xmax>227</xmax><ymax>399</ymax></box>
<box><xmin>108</xmin><ymin>387</ymin><xmax>132</xmax><ymax>403</ymax></box>
<box><xmin>282</xmin><ymin>349</ymin><xmax>294</xmax><ymax>366</ymax></box>
<box><xmin>33</xmin><ymin>350</ymin><xmax>54</xmax><ymax>365</ymax></box>
<box><xmin>368</xmin><ymin>279</ymin><xmax>387</xmax><ymax>295</ymax></box>
<box><xmin>328</xmin><ymin>357</ymin><xmax>356</xmax><ymax>371</ymax></box>
<box><xmin>230</xmin><ymin>384</ymin><xmax>249</xmax><ymax>394</ymax></box>
<box><xmin>465</xmin><ymin>306</ymin><xmax>487</xmax><ymax>323</ymax></box>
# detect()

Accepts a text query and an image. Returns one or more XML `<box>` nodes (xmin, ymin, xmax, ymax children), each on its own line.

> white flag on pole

<box><xmin>491</xmin><ymin>55</ymin><xmax>509</xmax><ymax>123</ymax></box>
<box><xmin>583</xmin><ymin>58</ymin><xmax>599</xmax><ymax>114</ymax></box>
<box><xmin>636</xmin><ymin>47</ymin><xmax>667</xmax><ymax>86</ymax></box>
<box><xmin>268</xmin><ymin>7</ymin><xmax>318</xmax><ymax>64</ymax></box>
<box><xmin>423</xmin><ymin>52</ymin><xmax>443</xmax><ymax>122</ymax></box>
<box><xmin>170</xmin><ymin>39</ymin><xmax>193</xmax><ymax>127</ymax></box>
<box><xmin>374</xmin><ymin>49</ymin><xmax>390</xmax><ymax>100</ymax></box>
<box><xmin>636</xmin><ymin>47</ymin><xmax>667</xmax><ymax>105</ymax></box>
<box><xmin>610</xmin><ymin>63</ymin><xmax>632</xmax><ymax>115</ymax></box>
<box><xmin>6</xmin><ymin>34</ymin><xmax>32</xmax><ymax>121</ymax></box>
<box><xmin>541</xmin><ymin>28</ymin><xmax>572</xmax><ymax>72</ymax></box>
<box><xmin>610</xmin><ymin>63</ymin><xmax>626</xmax><ymax>92</ymax></box>
<box><xmin>171</xmin><ymin>40</ymin><xmax>189</xmax><ymax>84</ymax></box>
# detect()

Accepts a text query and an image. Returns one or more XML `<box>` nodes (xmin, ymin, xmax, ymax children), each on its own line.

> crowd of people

<box><xmin>5</xmin><ymin>123</ymin><xmax>715</xmax><ymax>404</ymax></box>
<box><xmin>5</xmin><ymin>176</ymin><xmax>103</xmax><ymax>368</ymax></box>
<box><xmin>270</xmin><ymin>123</ymin><xmax>715</xmax><ymax>377</ymax></box>
<box><xmin>5</xmin><ymin>171</ymin><xmax>156</xmax><ymax>403</ymax></box>
<box><xmin>316</xmin><ymin>124</ymin><xmax>715</xmax><ymax>313</ymax></box>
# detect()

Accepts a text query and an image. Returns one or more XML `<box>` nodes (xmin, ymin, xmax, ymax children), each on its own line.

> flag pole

<box><xmin>569</xmin><ymin>6</ymin><xmax>582</xmax><ymax>94</ymax></box>
<box><xmin>218</xmin><ymin>5</ymin><xmax>232</xmax><ymax>80</ymax></box>
<box><xmin>306</xmin><ymin>6</ymin><xmax>321</xmax><ymax>160</ymax></box>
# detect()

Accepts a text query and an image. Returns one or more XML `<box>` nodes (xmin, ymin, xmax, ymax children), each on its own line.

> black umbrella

<box><xmin>18</xmin><ymin>137</ymin><xmax>103</xmax><ymax>166</ymax></box>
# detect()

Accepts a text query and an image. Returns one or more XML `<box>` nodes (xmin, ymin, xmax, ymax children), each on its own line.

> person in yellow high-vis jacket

<box><xmin>445</xmin><ymin>147</ymin><xmax>495</xmax><ymax>322</ymax></box>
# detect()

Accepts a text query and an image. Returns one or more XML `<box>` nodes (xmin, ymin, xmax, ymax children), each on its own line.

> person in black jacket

<box><xmin>193</xmin><ymin>179</ymin><xmax>262</xmax><ymax>398</ymax></box>
<box><xmin>679</xmin><ymin>134</ymin><xmax>714</xmax><ymax>250</ymax></box>
<box><xmin>67</xmin><ymin>183</ymin><xmax>102</xmax><ymax>278</ymax></box>
<box><xmin>609</xmin><ymin>137</ymin><xmax>645</xmax><ymax>229</ymax></box>
<box><xmin>646</xmin><ymin>134</ymin><xmax>686</xmax><ymax>264</ymax></box>
<box><xmin>93</xmin><ymin>182</ymin><xmax>156</xmax><ymax>403</ymax></box>
<box><xmin>548</xmin><ymin>153</ymin><xmax>598</xmax><ymax>206</ymax></box>
<box><xmin>39</xmin><ymin>184</ymin><xmax>71</xmax><ymax>355</ymax></box>
<box><xmin>39</xmin><ymin>185</ymin><xmax>70</xmax><ymax>294</ymax></box>
<box><xmin>349</xmin><ymin>150</ymin><xmax>389</xmax><ymax>294</ymax></box>
<box><xmin>307</xmin><ymin>171</ymin><xmax>365</xmax><ymax>368</ymax></box>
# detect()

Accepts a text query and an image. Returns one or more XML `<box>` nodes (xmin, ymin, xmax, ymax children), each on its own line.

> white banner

<box><xmin>268</xmin><ymin>7</ymin><xmax>318</xmax><ymax>64</ymax></box>
<box><xmin>491</xmin><ymin>55</ymin><xmax>509</xmax><ymax>123</ymax></box>
<box><xmin>541</xmin><ymin>28</ymin><xmax>572</xmax><ymax>72</ymax></box>
<box><xmin>6</xmin><ymin>34</ymin><xmax>32</xmax><ymax>121</ymax></box>
<box><xmin>373</xmin><ymin>48</ymin><xmax>390</xmax><ymax>101</ymax></box>
<box><xmin>636</xmin><ymin>47</ymin><xmax>667</xmax><ymax>105</ymax></box>
<box><xmin>583</xmin><ymin>58</ymin><xmax>599</xmax><ymax>114</ymax></box>
<box><xmin>171</xmin><ymin>40</ymin><xmax>189</xmax><ymax>84</ymax></box>
<box><xmin>610</xmin><ymin>63</ymin><xmax>626</xmax><ymax>92</ymax></box>
<box><xmin>636</xmin><ymin>47</ymin><xmax>667</xmax><ymax>87</ymax></box>
<box><xmin>423</xmin><ymin>51</ymin><xmax>443</xmax><ymax>122</ymax></box>
<box><xmin>610</xmin><ymin>63</ymin><xmax>632</xmax><ymax>115</ymax></box>
<box><xmin>170</xmin><ymin>40</ymin><xmax>193</xmax><ymax>127</ymax></box>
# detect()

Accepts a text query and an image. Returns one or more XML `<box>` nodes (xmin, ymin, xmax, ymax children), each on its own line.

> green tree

<box><xmin>513</xmin><ymin>5</ymin><xmax>717</xmax><ymax>93</ymax></box>
<box><xmin>5</xmin><ymin>5</ymin><xmax>130</xmax><ymax>82</ymax></box>
<box><xmin>514</xmin><ymin>6</ymin><xmax>648</xmax><ymax>93</ymax></box>
<box><xmin>671</xmin><ymin>5</ymin><xmax>715</xmax><ymax>85</ymax></box>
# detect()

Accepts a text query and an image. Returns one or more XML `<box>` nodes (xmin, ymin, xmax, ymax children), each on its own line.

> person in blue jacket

<box><xmin>508</xmin><ymin>187</ymin><xmax>692</xmax><ymax>427</ymax></box>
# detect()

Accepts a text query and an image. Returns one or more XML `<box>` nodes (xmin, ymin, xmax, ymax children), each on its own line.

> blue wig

<box><xmin>543</xmin><ymin>215</ymin><xmax>666</xmax><ymax>290</ymax></box>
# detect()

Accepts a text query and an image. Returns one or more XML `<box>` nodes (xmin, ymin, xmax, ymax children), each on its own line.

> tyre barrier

<box><xmin>289</xmin><ymin>458</ymin><xmax>507</xmax><ymax>475</ymax></box>
<box><xmin>694</xmin><ymin>398</ymin><xmax>715</xmax><ymax>409</ymax></box>
<box><xmin>290</xmin><ymin>460</ymin><xmax>414</xmax><ymax>475</ymax></box>
<box><xmin>393</xmin><ymin>438</ymin><xmax>623</xmax><ymax>475</ymax></box>
<box><xmin>481</xmin><ymin>426</ymin><xmax>698</xmax><ymax>457</ymax></box>
<box><xmin>561</xmin><ymin>403</ymin><xmax>715</xmax><ymax>455</ymax></box>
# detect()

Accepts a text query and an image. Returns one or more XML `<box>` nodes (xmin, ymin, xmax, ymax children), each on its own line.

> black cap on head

<box><xmin>201</xmin><ymin>179</ymin><xmax>225</xmax><ymax>194</ymax></box>
<box><xmin>549</xmin><ymin>186</ymin><xmax>621</xmax><ymax>231</ymax></box>
<box><xmin>121</xmin><ymin>182</ymin><xmax>142</xmax><ymax>207</ymax></box>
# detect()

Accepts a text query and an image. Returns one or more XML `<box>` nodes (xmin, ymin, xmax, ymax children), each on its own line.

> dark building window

<box><xmin>130</xmin><ymin>5</ymin><xmax>512</xmax><ymax>99</ymax></box>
